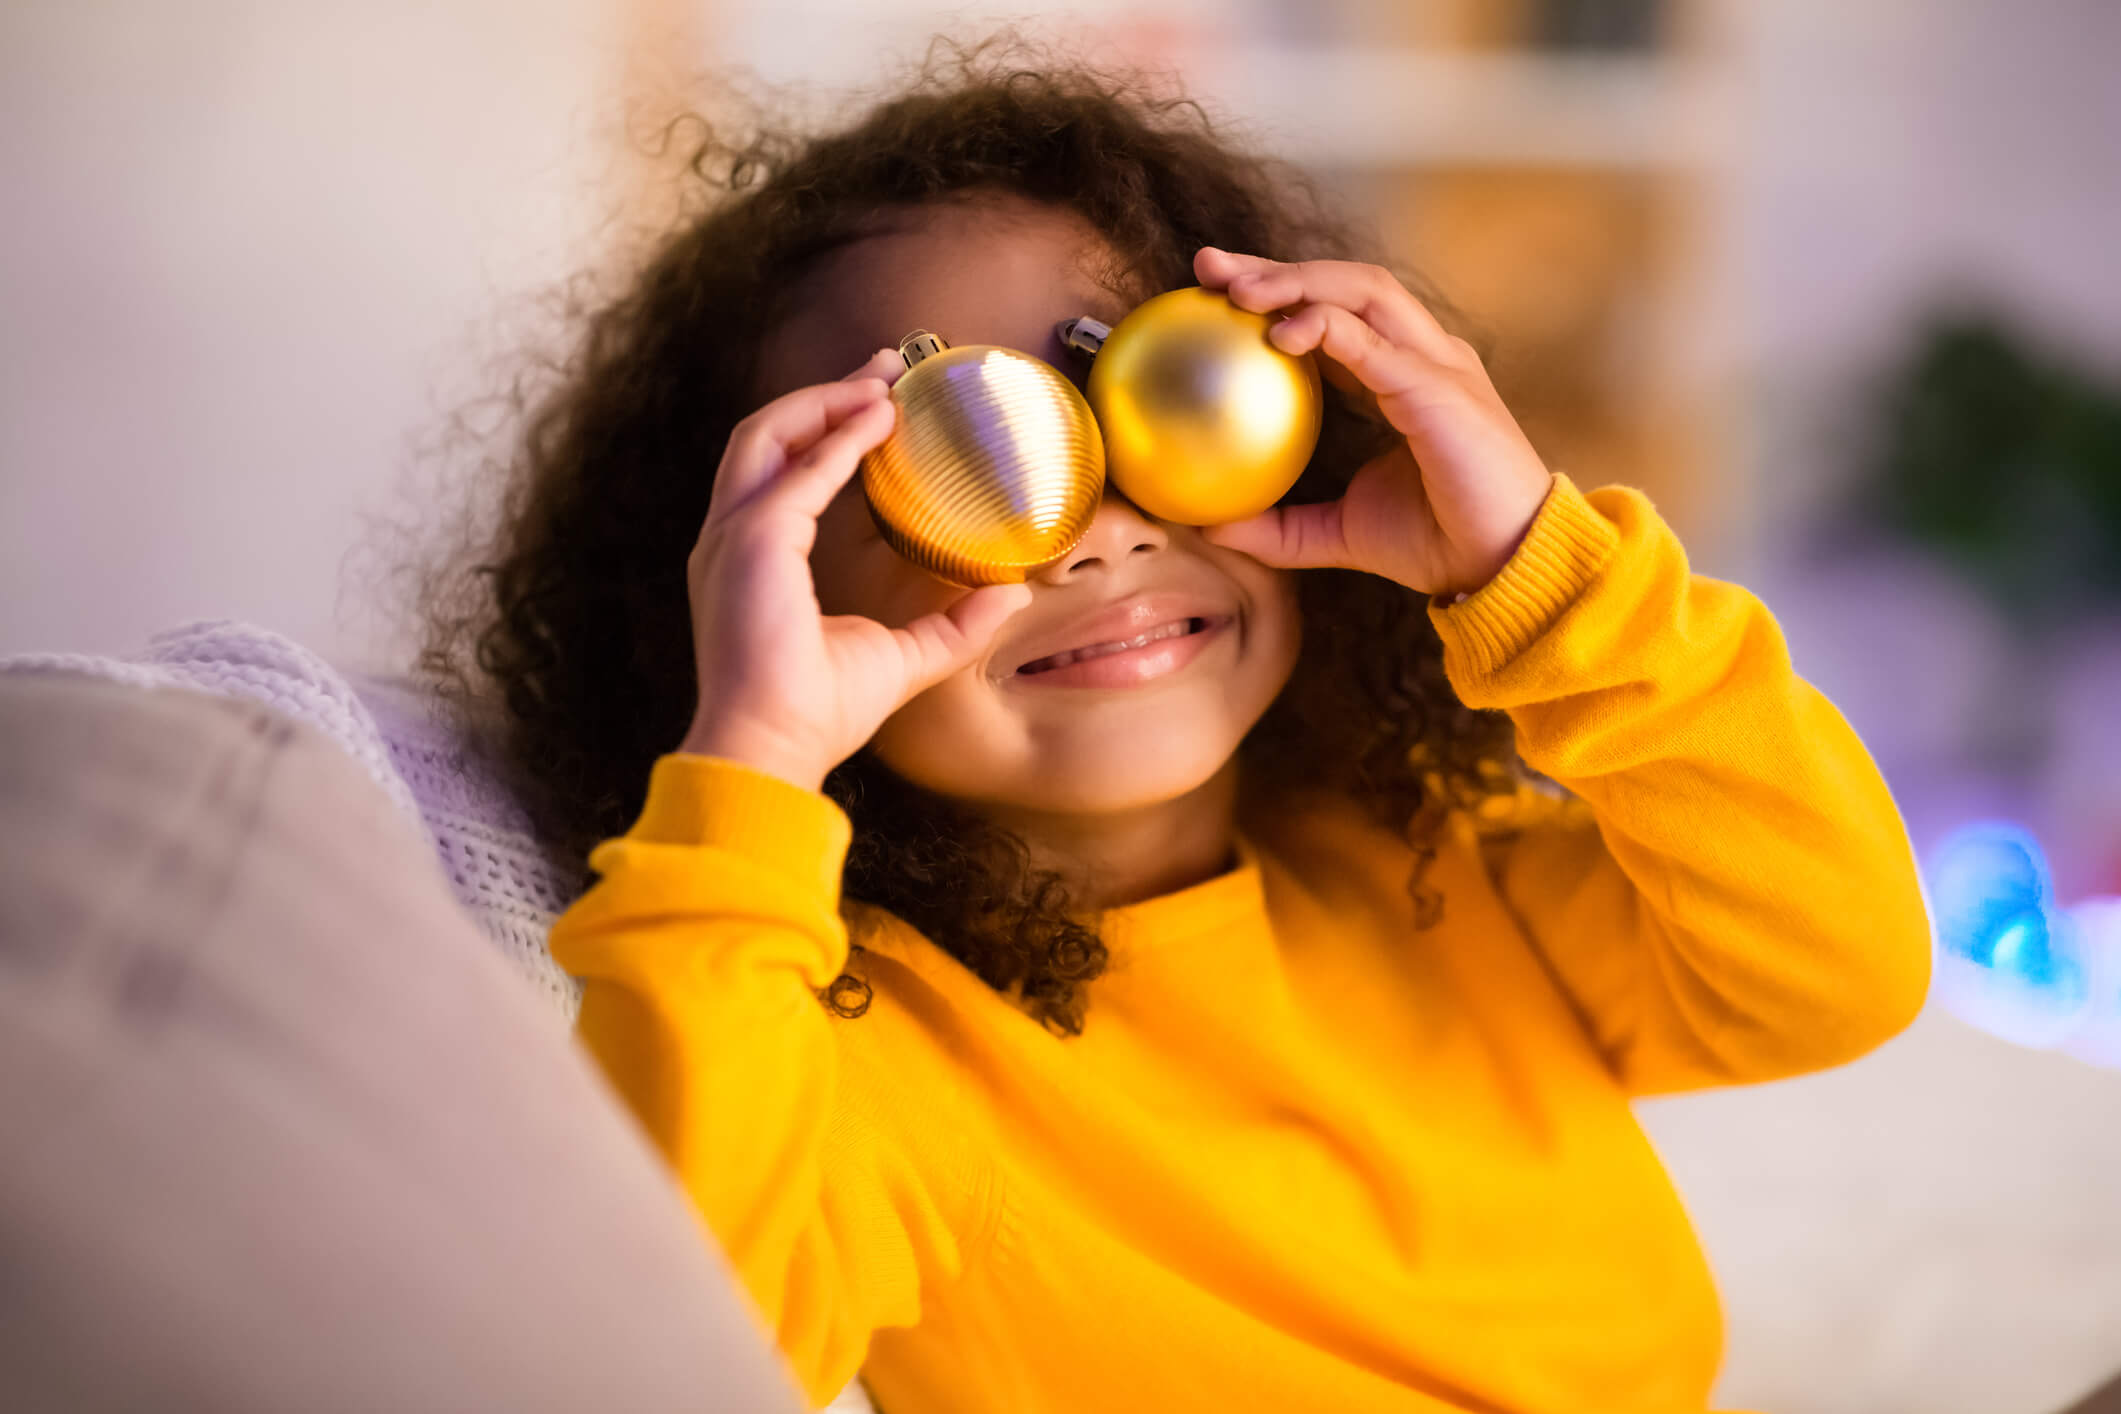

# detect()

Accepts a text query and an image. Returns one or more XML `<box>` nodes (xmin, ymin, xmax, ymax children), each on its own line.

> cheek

<box><xmin>809</xmin><ymin>493</ymin><xmax>877</xmax><ymax>617</ymax></box>
<box><xmin>866</xmin><ymin>663</ymin><xmax>999</xmax><ymax>786</ymax></box>
<box><xmin>1228</xmin><ymin>561</ymin><xmax>1304</xmax><ymax>676</ymax></box>
<box><xmin>1264</xmin><ymin>586</ymin><xmax>1305</xmax><ymax>685</ymax></box>
<box><xmin>811</xmin><ymin>500</ymin><xmax>965</xmax><ymax>627</ymax></box>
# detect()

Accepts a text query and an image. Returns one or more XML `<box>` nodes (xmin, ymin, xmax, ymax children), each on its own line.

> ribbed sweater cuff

<box><xmin>631</xmin><ymin>752</ymin><xmax>854</xmax><ymax>906</ymax></box>
<box><xmin>1428</xmin><ymin>471</ymin><xmax>1621</xmax><ymax>678</ymax></box>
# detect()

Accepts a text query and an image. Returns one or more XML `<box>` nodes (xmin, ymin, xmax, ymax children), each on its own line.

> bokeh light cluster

<box><xmin>1926</xmin><ymin>821</ymin><xmax>2121</xmax><ymax>1066</ymax></box>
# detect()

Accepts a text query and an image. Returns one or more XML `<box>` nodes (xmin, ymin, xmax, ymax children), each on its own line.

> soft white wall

<box><xmin>1717</xmin><ymin>0</ymin><xmax>2121</xmax><ymax>564</ymax></box>
<box><xmin>0</xmin><ymin>0</ymin><xmax>614</xmax><ymax>671</ymax></box>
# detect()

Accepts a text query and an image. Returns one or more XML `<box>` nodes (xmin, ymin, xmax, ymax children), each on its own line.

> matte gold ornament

<box><xmin>858</xmin><ymin>329</ymin><xmax>1106</xmax><ymax>587</ymax></box>
<box><xmin>1063</xmin><ymin>286</ymin><xmax>1322</xmax><ymax>526</ymax></box>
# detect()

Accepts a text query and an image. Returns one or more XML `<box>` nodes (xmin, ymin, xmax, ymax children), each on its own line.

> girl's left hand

<box><xmin>1192</xmin><ymin>246</ymin><xmax>1555</xmax><ymax>601</ymax></box>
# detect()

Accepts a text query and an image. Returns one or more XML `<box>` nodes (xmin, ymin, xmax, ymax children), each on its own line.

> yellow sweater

<box><xmin>548</xmin><ymin>471</ymin><xmax>1933</xmax><ymax>1413</ymax></box>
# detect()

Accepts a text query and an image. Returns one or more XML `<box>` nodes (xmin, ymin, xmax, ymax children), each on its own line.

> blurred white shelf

<box><xmin>1196</xmin><ymin>50</ymin><xmax>1728</xmax><ymax>170</ymax></box>
<box><xmin>711</xmin><ymin>13</ymin><xmax>1729</xmax><ymax>171</ymax></box>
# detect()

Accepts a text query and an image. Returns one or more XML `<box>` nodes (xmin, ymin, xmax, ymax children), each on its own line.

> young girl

<box><xmin>431</xmin><ymin>45</ymin><xmax>1932</xmax><ymax>1414</ymax></box>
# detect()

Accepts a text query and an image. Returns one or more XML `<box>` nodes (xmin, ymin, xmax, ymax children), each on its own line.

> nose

<box><xmin>1030</xmin><ymin>484</ymin><xmax>1170</xmax><ymax>584</ymax></box>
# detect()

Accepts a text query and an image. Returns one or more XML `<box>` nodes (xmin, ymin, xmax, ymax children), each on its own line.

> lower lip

<box><xmin>1010</xmin><ymin>616</ymin><xmax>1232</xmax><ymax>690</ymax></box>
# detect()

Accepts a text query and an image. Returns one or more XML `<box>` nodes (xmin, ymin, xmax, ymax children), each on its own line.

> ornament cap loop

<box><xmin>1056</xmin><ymin>315</ymin><xmax>1110</xmax><ymax>358</ymax></box>
<box><xmin>897</xmin><ymin>329</ymin><xmax>948</xmax><ymax>366</ymax></box>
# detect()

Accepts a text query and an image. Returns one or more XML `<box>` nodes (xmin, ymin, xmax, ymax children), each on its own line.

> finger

<box><xmin>706</xmin><ymin>378</ymin><xmax>891</xmax><ymax>531</ymax></box>
<box><xmin>1265</xmin><ymin>302</ymin><xmax>1462</xmax><ymax>435</ymax></box>
<box><xmin>750</xmin><ymin>394</ymin><xmax>898</xmax><ymax>523</ymax></box>
<box><xmin>843</xmin><ymin>345</ymin><xmax>909</xmax><ymax>388</ymax></box>
<box><xmin>889</xmin><ymin>583</ymin><xmax>1034</xmax><ymax>696</ymax></box>
<box><xmin>734</xmin><ymin>348</ymin><xmax>911</xmax><ymax>528</ymax></box>
<box><xmin>1195</xmin><ymin>247</ymin><xmax>1462</xmax><ymax>366</ymax></box>
<box><xmin>1200</xmin><ymin>501</ymin><xmax>1356</xmax><ymax>572</ymax></box>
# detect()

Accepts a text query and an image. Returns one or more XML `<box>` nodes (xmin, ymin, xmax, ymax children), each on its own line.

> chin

<box><xmin>969</xmin><ymin>733</ymin><xmax>1241</xmax><ymax>816</ymax></box>
<box><xmin>1026</xmin><ymin>758</ymin><xmax>1230</xmax><ymax>815</ymax></box>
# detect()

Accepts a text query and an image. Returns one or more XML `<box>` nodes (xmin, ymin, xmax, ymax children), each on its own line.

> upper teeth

<box><xmin>1023</xmin><ymin>618</ymin><xmax>1200</xmax><ymax>674</ymax></box>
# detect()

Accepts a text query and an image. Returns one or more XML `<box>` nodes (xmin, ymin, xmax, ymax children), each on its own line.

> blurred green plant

<box><xmin>1848</xmin><ymin>313</ymin><xmax>2121</xmax><ymax>630</ymax></box>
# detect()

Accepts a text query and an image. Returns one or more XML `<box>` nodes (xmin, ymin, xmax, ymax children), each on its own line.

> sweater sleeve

<box><xmin>546</xmin><ymin>754</ymin><xmax>982</xmax><ymax>1408</ymax></box>
<box><xmin>1430</xmin><ymin>471</ymin><xmax>1933</xmax><ymax>1097</ymax></box>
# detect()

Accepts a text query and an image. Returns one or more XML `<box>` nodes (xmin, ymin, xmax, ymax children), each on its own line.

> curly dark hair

<box><xmin>410</xmin><ymin>35</ymin><xmax>1526</xmax><ymax>1036</ymax></box>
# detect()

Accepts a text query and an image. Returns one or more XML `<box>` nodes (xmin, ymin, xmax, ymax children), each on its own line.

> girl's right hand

<box><xmin>677</xmin><ymin>348</ymin><xmax>1034</xmax><ymax>793</ymax></box>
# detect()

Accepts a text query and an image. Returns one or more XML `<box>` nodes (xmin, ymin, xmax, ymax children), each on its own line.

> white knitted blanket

<box><xmin>0</xmin><ymin>620</ymin><xmax>586</xmax><ymax>1027</ymax></box>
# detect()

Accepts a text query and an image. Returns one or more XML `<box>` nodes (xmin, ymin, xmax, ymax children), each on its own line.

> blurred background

<box><xmin>3</xmin><ymin>1</ymin><xmax>2117</xmax><ymax>1409</ymax></box>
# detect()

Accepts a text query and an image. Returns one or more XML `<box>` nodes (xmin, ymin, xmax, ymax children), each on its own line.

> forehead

<box><xmin>753</xmin><ymin>195</ymin><xmax>1139</xmax><ymax>403</ymax></box>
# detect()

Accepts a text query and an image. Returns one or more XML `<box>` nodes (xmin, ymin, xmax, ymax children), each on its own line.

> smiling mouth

<box><xmin>1016</xmin><ymin>617</ymin><xmax>1220</xmax><ymax>676</ymax></box>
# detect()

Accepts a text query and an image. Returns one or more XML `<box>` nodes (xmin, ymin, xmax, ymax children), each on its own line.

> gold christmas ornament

<box><xmin>858</xmin><ymin>329</ymin><xmax>1106</xmax><ymax>587</ymax></box>
<box><xmin>857</xmin><ymin>288</ymin><xmax>1322</xmax><ymax>585</ymax></box>
<box><xmin>1063</xmin><ymin>285</ymin><xmax>1322</xmax><ymax>526</ymax></box>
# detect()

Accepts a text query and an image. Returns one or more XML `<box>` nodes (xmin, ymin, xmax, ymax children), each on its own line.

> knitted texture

<box><xmin>0</xmin><ymin>620</ymin><xmax>585</xmax><ymax>1026</ymax></box>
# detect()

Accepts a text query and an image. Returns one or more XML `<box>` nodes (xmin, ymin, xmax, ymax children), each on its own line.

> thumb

<box><xmin>1202</xmin><ymin>501</ymin><xmax>1355</xmax><ymax>571</ymax></box>
<box><xmin>891</xmin><ymin>582</ymin><xmax>1034</xmax><ymax>694</ymax></box>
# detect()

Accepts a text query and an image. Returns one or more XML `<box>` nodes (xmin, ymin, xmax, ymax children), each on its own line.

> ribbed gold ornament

<box><xmin>1082</xmin><ymin>286</ymin><xmax>1322</xmax><ymax>526</ymax></box>
<box><xmin>858</xmin><ymin>331</ymin><xmax>1106</xmax><ymax>587</ymax></box>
